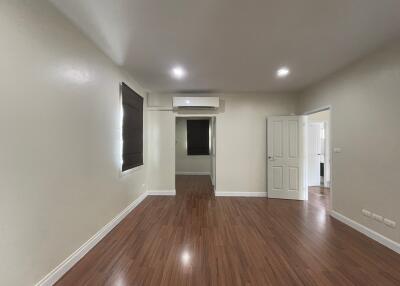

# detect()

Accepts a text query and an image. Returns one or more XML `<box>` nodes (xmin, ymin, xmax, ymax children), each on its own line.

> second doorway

<box><xmin>175</xmin><ymin>116</ymin><xmax>216</xmax><ymax>191</ymax></box>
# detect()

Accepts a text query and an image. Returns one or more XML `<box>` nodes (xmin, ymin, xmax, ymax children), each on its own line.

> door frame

<box><xmin>307</xmin><ymin>122</ymin><xmax>323</xmax><ymax>187</ymax></box>
<box><xmin>174</xmin><ymin>114</ymin><xmax>216</xmax><ymax>189</ymax></box>
<box><xmin>303</xmin><ymin>106</ymin><xmax>333</xmax><ymax>211</ymax></box>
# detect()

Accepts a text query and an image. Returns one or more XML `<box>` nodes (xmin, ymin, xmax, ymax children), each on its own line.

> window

<box><xmin>187</xmin><ymin>119</ymin><xmax>210</xmax><ymax>155</ymax></box>
<box><xmin>121</xmin><ymin>82</ymin><xmax>143</xmax><ymax>171</ymax></box>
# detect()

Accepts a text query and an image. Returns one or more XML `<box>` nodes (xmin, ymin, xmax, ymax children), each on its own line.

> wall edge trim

<box><xmin>215</xmin><ymin>191</ymin><xmax>267</xmax><ymax>197</ymax></box>
<box><xmin>330</xmin><ymin>210</ymin><xmax>400</xmax><ymax>254</ymax></box>
<box><xmin>175</xmin><ymin>172</ymin><xmax>211</xmax><ymax>176</ymax></box>
<box><xmin>147</xmin><ymin>190</ymin><xmax>176</xmax><ymax>196</ymax></box>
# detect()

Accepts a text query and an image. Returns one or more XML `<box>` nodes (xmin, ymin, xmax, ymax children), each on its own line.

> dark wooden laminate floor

<box><xmin>56</xmin><ymin>176</ymin><xmax>400</xmax><ymax>286</ymax></box>
<box><xmin>308</xmin><ymin>186</ymin><xmax>330</xmax><ymax>209</ymax></box>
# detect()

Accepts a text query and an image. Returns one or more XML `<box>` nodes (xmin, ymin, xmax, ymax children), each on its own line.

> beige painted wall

<box><xmin>147</xmin><ymin>110</ymin><xmax>176</xmax><ymax>191</ymax></box>
<box><xmin>147</xmin><ymin>93</ymin><xmax>297</xmax><ymax>193</ymax></box>
<box><xmin>308</xmin><ymin>110</ymin><xmax>330</xmax><ymax>123</ymax></box>
<box><xmin>0</xmin><ymin>1</ymin><xmax>147</xmax><ymax>285</ymax></box>
<box><xmin>297</xmin><ymin>40</ymin><xmax>400</xmax><ymax>243</ymax></box>
<box><xmin>175</xmin><ymin>118</ymin><xmax>212</xmax><ymax>175</ymax></box>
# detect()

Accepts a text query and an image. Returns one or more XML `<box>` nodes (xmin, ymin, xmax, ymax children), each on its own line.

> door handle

<box><xmin>268</xmin><ymin>156</ymin><xmax>274</xmax><ymax>160</ymax></box>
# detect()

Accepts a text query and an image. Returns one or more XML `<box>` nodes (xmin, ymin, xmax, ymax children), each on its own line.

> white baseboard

<box><xmin>35</xmin><ymin>192</ymin><xmax>148</xmax><ymax>286</ymax></box>
<box><xmin>330</xmin><ymin>210</ymin><xmax>400</xmax><ymax>254</ymax></box>
<box><xmin>215</xmin><ymin>191</ymin><xmax>267</xmax><ymax>197</ymax></box>
<box><xmin>176</xmin><ymin>172</ymin><xmax>211</xmax><ymax>176</ymax></box>
<box><xmin>147</xmin><ymin>189</ymin><xmax>176</xmax><ymax>196</ymax></box>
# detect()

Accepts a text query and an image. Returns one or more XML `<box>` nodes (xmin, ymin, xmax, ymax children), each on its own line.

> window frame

<box><xmin>120</xmin><ymin>82</ymin><xmax>144</xmax><ymax>174</ymax></box>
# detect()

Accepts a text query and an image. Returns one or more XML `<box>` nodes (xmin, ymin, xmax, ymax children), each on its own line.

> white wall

<box><xmin>298</xmin><ymin>40</ymin><xmax>400</xmax><ymax>244</ymax></box>
<box><xmin>147</xmin><ymin>93</ymin><xmax>297</xmax><ymax>194</ymax></box>
<box><xmin>175</xmin><ymin>118</ymin><xmax>211</xmax><ymax>175</ymax></box>
<box><xmin>308</xmin><ymin>110</ymin><xmax>330</xmax><ymax>123</ymax></box>
<box><xmin>147</xmin><ymin>110</ymin><xmax>176</xmax><ymax>191</ymax></box>
<box><xmin>0</xmin><ymin>1</ymin><xmax>147</xmax><ymax>285</ymax></box>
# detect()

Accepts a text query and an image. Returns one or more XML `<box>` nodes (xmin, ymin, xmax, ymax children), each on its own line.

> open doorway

<box><xmin>175</xmin><ymin>116</ymin><xmax>216</xmax><ymax>194</ymax></box>
<box><xmin>307</xmin><ymin>109</ymin><xmax>331</xmax><ymax>209</ymax></box>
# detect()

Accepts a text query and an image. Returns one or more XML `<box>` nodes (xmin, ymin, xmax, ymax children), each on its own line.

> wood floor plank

<box><xmin>56</xmin><ymin>176</ymin><xmax>400</xmax><ymax>285</ymax></box>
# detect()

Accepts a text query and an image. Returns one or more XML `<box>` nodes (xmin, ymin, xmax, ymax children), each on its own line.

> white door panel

<box><xmin>267</xmin><ymin>116</ymin><xmax>306</xmax><ymax>200</ymax></box>
<box><xmin>272</xmin><ymin>166</ymin><xmax>284</xmax><ymax>190</ymax></box>
<box><xmin>273</xmin><ymin>120</ymin><xmax>283</xmax><ymax>158</ymax></box>
<box><xmin>288</xmin><ymin>120</ymin><xmax>299</xmax><ymax>158</ymax></box>
<box><xmin>288</xmin><ymin>167</ymin><xmax>299</xmax><ymax>191</ymax></box>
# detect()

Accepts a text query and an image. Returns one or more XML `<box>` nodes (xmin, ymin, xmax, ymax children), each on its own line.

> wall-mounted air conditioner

<box><xmin>173</xmin><ymin>97</ymin><xmax>219</xmax><ymax>109</ymax></box>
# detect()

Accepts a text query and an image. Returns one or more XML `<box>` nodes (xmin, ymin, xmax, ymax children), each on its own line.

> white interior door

<box><xmin>267</xmin><ymin>116</ymin><xmax>306</xmax><ymax>200</ymax></box>
<box><xmin>308</xmin><ymin>123</ymin><xmax>322</xmax><ymax>186</ymax></box>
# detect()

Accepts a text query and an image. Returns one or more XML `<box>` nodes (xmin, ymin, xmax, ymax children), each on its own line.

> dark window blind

<box><xmin>121</xmin><ymin>82</ymin><xmax>143</xmax><ymax>171</ymax></box>
<box><xmin>187</xmin><ymin>119</ymin><xmax>210</xmax><ymax>155</ymax></box>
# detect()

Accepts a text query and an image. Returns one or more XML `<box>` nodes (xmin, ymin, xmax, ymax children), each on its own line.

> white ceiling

<box><xmin>50</xmin><ymin>0</ymin><xmax>400</xmax><ymax>93</ymax></box>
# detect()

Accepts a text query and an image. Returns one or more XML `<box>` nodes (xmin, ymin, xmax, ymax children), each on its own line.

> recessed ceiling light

<box><xmin>276</xmin><ymin>66</ymin><xmax>290</xmax><ymax>78</ymax></box>
<box><xmin>171</xmin><ymin>66</ymin><xmax>186</xmax><ymax>80</ymax></box>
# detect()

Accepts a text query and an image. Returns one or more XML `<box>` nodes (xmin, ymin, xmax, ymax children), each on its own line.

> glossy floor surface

<box><xmin>308</xmin><ymin>186</ymin><xmax>330</xmax><ymax>209</ymax></box>
<box><xmin>57</xmin><ymin>176</ymin><xmax>400</xmax><ymax>285</ymax></box>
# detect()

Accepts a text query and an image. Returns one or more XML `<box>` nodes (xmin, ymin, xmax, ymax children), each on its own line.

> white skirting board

<box><xmin>175</xmin><ymin>172</ymin><xmax>211</xmax><ymax>176</ymax></box>
<box><xmin>147</xmin><ymin>189</ymin><xmax>176</xmax><ymax>196</ymax></box>
<box><xmin>35</xmin><ymin>190</ymin><xmax>175</xmax><ymax>286</ymax></box>
<box><xmin>215</xmin><ymin>191</ymin><xmax>267</xmax><ymax>197</ymax></box>
<box><xmin>330</xmin><ymin>210</ymin><xmax>400</xmax><ymax>254</ymax></box>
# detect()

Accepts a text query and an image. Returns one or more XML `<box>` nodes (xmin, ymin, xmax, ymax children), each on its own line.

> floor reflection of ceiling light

<box><xmin>181</xmin><ymin>250</ymin><xmax>191</xmax><ymax>265</ymax></box>
<box><xmin>114</xmin><ymin>274</ymin><xmax>126</xmax><ymax>286</ymax></box>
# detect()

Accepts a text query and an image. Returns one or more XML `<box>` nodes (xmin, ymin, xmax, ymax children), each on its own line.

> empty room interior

<box><xmin>2</xmin><ymin>1</ymin><xmax>400</xmax><ymax>285</ymax></box>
